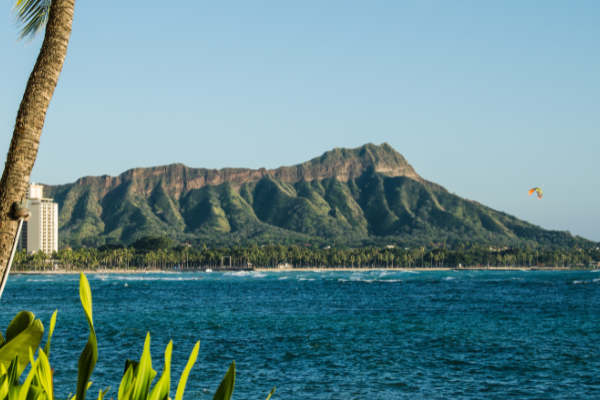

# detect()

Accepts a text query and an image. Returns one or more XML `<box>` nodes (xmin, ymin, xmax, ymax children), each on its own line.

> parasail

<box><xmin>528</xmin><ymin>187</ymin><xmax>543</xmax><ymax>199</ymax></box>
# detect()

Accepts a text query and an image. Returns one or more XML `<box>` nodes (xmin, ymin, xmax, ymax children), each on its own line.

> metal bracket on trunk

<box><xmin>11</xmin><ymin>199</ymin><xmax>30</xmax><ymax>221</ymax></box>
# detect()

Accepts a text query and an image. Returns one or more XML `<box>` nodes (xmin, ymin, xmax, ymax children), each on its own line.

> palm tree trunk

<box><xmin>0</xmin><ymin>0</ymin><xmax>76</xmax><ymax>276</ymax></box>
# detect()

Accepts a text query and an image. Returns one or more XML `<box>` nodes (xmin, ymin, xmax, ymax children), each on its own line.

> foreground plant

<box><xmin>0</xmin><ymin>274</ymin><xmax>275</xmax><ymax>400</ymax></box>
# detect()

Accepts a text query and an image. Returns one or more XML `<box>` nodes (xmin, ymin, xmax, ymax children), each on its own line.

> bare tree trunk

<box><xmin>0</xmin><ymin>0</ymin><xmax>76</xmax><ymax>276</ymax></box>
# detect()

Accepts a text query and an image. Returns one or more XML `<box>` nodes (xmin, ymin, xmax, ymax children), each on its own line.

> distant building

<box><xmin>17</xmin><ymin>184</ymin><xmax>58</xmax><ymax>255</ymax></box>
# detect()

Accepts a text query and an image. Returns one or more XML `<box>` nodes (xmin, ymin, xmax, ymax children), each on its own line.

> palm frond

<box><xmin>11</xmin><ymin>0</ymin><xmax>51</xmax><ymax>43</ymax></box>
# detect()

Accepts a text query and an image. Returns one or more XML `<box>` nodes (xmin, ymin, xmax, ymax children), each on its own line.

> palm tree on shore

<box><xmin>0</xmin><ymin>0</ymin><xmax>77</xmax><ymax>278</ymax></box>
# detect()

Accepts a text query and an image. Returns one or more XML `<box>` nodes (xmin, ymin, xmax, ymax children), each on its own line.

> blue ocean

<box><xmin>2</xmin><ymin>270</ymin><xmax>600</xmax><ymax>399</ymax></box>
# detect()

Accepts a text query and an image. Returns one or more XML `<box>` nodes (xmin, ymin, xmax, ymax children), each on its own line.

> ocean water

<box><xmin>1</xmin><ymin>270</ymin><xmax>600</xmax><ymax>399</ymax></box>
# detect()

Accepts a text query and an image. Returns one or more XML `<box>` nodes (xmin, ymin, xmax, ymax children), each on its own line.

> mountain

<box><xmin>44</xmin><ymin>143</ymin><xmax>587</xmax><ymax>249</ymax></box>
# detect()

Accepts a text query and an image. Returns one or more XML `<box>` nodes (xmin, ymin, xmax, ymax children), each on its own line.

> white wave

<box><xmin>443</xmin><ymin>277</ymin><xmax>457</xmax><ymax>281</ymax></box>
<box><xmin>572</xmin><ymin>281</ymin><xmax>585</xmax><ymax>284</ymax></box>
<box><xmin>399</xmin><ymin>270</ymin><xmax>419</xmax><ymax>274</ymax></box>
<box><xmin>278</xmin><ymin>276</ymin><xmax>289</xmax><ymax>280</ymax></box>
<box><xmin>298</xmin><ymin>278</ymin><xmax>316</xmax><ymax>281</ymax></box>
<box><xmin>343</xmin><ymin>278</ymin><xmax>403</xmax><ymax>283</ymax></box>
<box><xmin>252</xmin><ymin>272</ymin><xmax>267</xmax><ymax>278</ymax></box>
<box><xmin>224</xmin><ymin>271</ymin><xmax>251</xmax><ymax>277</ymax></box>
<box><xmin>349</xmin><ymin>272</ymin><xmax>367</xmax><ymax>280</ymax></box>
<box><xmin>593</xmin><ymin>278</ymin><xmax>600</xmax><ymax>282</ymax></box>
<box><xmin>109</xmin><ymin>276</ymin><xmax>201</xmax><ymax>282</ymax></box>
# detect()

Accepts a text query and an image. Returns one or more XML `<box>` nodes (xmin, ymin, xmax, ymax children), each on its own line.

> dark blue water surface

<box><xmin>2</xmin><ymin>270</ymin><xmax>600</xmax><ymax>399</ymax></box>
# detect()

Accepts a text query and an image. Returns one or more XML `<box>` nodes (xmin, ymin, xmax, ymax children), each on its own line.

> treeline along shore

<box><xmin>10</xmin><ymin>235</ymin><xmax>600</xmax><ymax>272</ymax></box>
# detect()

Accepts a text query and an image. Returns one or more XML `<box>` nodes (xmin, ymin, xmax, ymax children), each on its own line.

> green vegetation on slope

<box><xmin>43</xmin><ymin>144</ymin><xmax>592</xmax><ymax>250</ymax></box>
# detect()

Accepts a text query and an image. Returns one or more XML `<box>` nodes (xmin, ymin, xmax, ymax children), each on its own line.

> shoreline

<box><xmin>10</xmin><ymin>266</ymin><xmax>581</xmax><ymax>275</ymax></box>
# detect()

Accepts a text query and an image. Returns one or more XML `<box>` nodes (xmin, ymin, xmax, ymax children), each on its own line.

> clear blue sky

<box><xmin>1</xmin><ymin>1</ymin><xmax>599</xmax><ymax>241</ymax></box>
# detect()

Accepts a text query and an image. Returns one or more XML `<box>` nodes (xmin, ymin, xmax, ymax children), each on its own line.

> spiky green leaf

<box><xmin>265</xmin><ymin>387</ymin><xmax>276</xmax><ymax>400</ymax></box>
<box><xmin>211</xmin><ymin>361</ymin><xmax>235</xmax><ymax>400</ymax></box>
<box><xmin>36</xmin><ymin>350</ymin><xmax>53</xmax><ymax>400</ymax></box>
<box><xmin>16</xmin><ymin>349</ymin><xmax>39</xmax><ymax>400</ymax></box>
<box><xmin>118</xmin><ymin>365</ymin><xmax>134</xmax><ymax>400</ymax></box>
<box><xmin>75</xmin><ymin>274</ymin><xmax>97</xmax><ymax>400</ymax></box>
<box><xmin>96</xmin><ymin>386</ymin><xmax>110</xmax><ymax>400</ymax></box>
<box><xmin>174</xmin><ymin>342</ymin><xmax>199</xmax><ymax>400</ymax></box>
<box><xmin>131</xmin><ymin>334</ymin><xmax>153</xmax><ymax>400</ymax></box>
<box><xmin>43</xmin><ymin>311</ymin><xmax>57</xmax><ymax>359</ymax></box>
<box><xmin>148</xmin><ymin>341</ymin><xmax>172</xmax><ymax>400</ymax></box>
<box><xmin>11</xmin><ymin>0</ymin><xmax>51</xmax><ymax>43</ymax></box>
<box><xmin>7</xmin><ymin>355</ymin><xmax>20</xmax><ymax>386</ymax></box>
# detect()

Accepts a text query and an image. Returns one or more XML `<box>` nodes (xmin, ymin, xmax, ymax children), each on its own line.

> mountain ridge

<box><xmin>42</xmin><ymin>143</ymin><xmax>588</xmax><ymax>249</ymax></box>
<box><xmin>47</xmin><ymin>143</ymin><xmax>440</xmax><ymax>197</ymax></box>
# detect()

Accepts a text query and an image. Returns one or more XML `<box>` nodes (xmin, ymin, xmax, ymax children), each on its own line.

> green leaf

<box><xmin>146</xmin><ymin>379</ymin><xmax>164</xmax><ymax>400</ymax></box>
<box><xmin>79</xmin><ymin>274</ymin><xmax>94</xmax><ymax>331</ymax></box>
<box><xmin>118</xmin><ymin>365</ymin><xmax>134</xmax><ymax>400</ymax></box>
<box><xmin>75</xmin><ymin>274</ymin><xmax>97</xmax><ymax>400</ymax></box>
<box><xmin>7</xmin><ymin>355</ymin><xmax>20</xmax><ymax>386</ymax></box>
<box><xmin>24</xmin><ymin>384</ymin><xmax>44</xmax><ymax>400</ymax></box>
<box><xmin>28</xmin><ymin>348</ymin><xmax>42</xmax><ymax>391</ymax></box>
<box><xmin>120</xmin><ymin>377</ymin><xmax>136</xmax><ymax>400</ymax></box>
<box><xmin>2</xmin><ymin>357</ymin><xmax>19</xmax><ymax>400</ymax></box>
<box><xmin>16</xmin><ymin>350</ymin><xmax>38</xmax><ymax>400</ymax></box>
<box><xmin>0</xmin><ymin>320</ymin><xmax>44</xmax><ymax>374</ymax></box>
<box><xmin>174</xmin><ymin>342</ymin><xmax>199</xmax><ymax>400</ymax></box>
<box><xmin>11</xmin><ymin>0</ymin><xmax>51</xmax><ymax>43</ymax></box>
<box><xmin>96</xmin><ymin>387</ymin><xmax>110</xmax><ymax>400</ymax></box>
<box><xmin>123</xmin><ymin>360</ymin><xmax>138</xmax><ymax>376</ymax></box>
<box><xmin>0</xmin><ymin>370</ymin><xmax>8</xmax><ymax>400</ymax></box>
<box><xmin>8</xmin><ymin>382</ymin><xmax>21</xmax><ymax>400</ymax></box>
<box><xmin>265</xmin><ymin>387</ymin><xmax>276</xmax><ymax>400</ymax></box>
<box><xmin>5</xmin><ymin>312</ymin><xmax>35</xmax><ymax>344</ymax></box>
<box><xmin>35</xmin><ymin>350</ymin><xmax>53</xmax><ymax>400</ymax></box>
<box><xmin>70</xmin><ymin>382</ymin><xmax>93</xmax><ymax>400</ymax></box>
<box><xmin>148</xmin><ymin>341</ymin><xmax>172</xmax><ymax>400</ymax></box>
<box><xmin>0</xmin><ymin>330</ymin><xmax>5</xmax><ymax>347</ymax></box>
<box><xmin>43</xmin><ymin>311</ymin><xmax>57</xmax><ymax>359</ymax></box>
<box><xmin>211</xmin><ymin>361</ymin><xmax>235</xmax><ymax>400</ymax></box>
<box><xmin>131</xmin><ymin>334</ymin><xmax>153</xmax><ymax>400</ymax></box>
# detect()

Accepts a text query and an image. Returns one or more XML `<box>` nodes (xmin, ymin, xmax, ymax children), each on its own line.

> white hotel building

<box><xmin>17</xmin><ymin>184</ymin><xmax>59</xmax><ymax>254</ymax></box>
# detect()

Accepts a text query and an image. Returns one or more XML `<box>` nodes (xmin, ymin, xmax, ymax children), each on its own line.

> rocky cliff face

<box><xmin>43</xmin><ymin>143</ymin><xmax>584</xmax><ymax>248</ymax></box>
<box><xmin>47</xmin><ymin>143</ymin><xmax>424</xmax><ymax>199</ymax></box>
